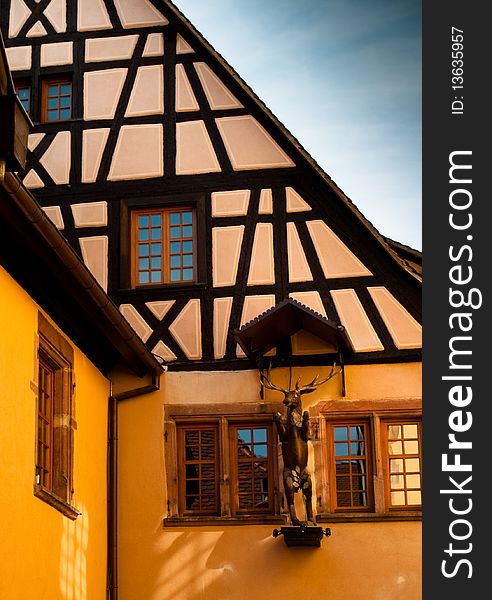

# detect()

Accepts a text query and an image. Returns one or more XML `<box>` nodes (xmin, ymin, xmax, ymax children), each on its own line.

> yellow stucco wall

<box><xmin>0</xmin><ymin>266</ymin><xmax>109</xmax><ymax>600</ymax></box>
<box><xmin>117</xmin><ymin>363</ymin><xmax>422</xmax><ymax>600</ymax></box>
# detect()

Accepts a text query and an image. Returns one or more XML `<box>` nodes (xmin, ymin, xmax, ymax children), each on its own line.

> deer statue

<box><xmin>260</xmin><ymin>363</ymin><xmax>341</xmax><ymax>527</ymax></box>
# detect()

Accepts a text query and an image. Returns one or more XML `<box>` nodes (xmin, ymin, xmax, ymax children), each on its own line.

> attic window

<box><xmin>131</xmin><ymin>207</ymin><xmax>196</xmax><ymax>286</ymax></box>
<box><xmin>41</xmin><ymin>78</ymin><xmax>72</xmax><ymax>122</ymax></box>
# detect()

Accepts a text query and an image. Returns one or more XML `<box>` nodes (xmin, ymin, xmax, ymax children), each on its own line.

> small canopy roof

<box><xmin>234</xmin><ymin>298</ymin><xmax>351</xmax><ymax>363</ymax></box>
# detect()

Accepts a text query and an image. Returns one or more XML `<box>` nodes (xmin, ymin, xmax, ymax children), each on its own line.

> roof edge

<box><xmin>1</xmin><ymin>171</ymin><xmax>163</xmax><ymax>378</ymax></box>
<box><xmin>161</xmin><ymin>0</ymin><xmax>421</xmax><ymax>284</ymax></box>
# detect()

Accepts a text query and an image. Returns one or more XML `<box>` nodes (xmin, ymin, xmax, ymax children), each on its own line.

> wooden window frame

<box><xmin>14</xmin><ymin>80</ymin><xmax>31</xmax><ymax>115</ymax></box>
<box><xmin>177</xmin><ymin>424</ymin><xmax>220</xmax><ymax>516</ymax></box>
<box><xmin>130</xmin><ymin>206</ymin><xmax>197</xmax><ymax>287</ymax></box>
<box><xmin>312</xmin><ymin>400</ymin><xmax>422</xmax><ymax>522</ymax></box>
<box><xmin>34</xmin><ymin>314</ymin><xmax>79</xmax><ymax>520</ymax></box>
<box><xmin>40</xmin><ymin>77</ymin><xmax>72</xmax><ymax>123</ymax></box>
<box><xmin>165</xmin><ymin>413</ymin><xmax>283</xmax><ymax>526</ymax></box>
<box><xmin>229</xmin><ymin>423</ymin><xmax>275</xmax><ymax>515</ymax></box>
<box><xmin>381</xmin><ymin>419</ymin><xmax>422</xmax><ymax>510</ymax></box>
<box><xmin>326</xmin><ymin>420</ymin><xmax>374</xmax><ymax>512</ymax></box>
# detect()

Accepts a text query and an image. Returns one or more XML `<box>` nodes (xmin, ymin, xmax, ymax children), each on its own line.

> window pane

<box><xmin>335</xmin><ymin>442</ymin><xmax>348</xmax><ymax>456</ymax></box>
<box><xmin>407</xmin><ymin>491</ymin><xmax>421</xmax><ymax>505</ymax></box>
<box><xmin>139</xmin><ymin>244</ymin><xmax>149</xmax><ymax>257</ymax></box>
<box><xmin>405</xmin><ymin>458</ymin><xmax>420</xmax><ymax>472</ymax></box>
<box><xmin>406</xmin><ymin>474</ymin><xmax>421</xmax><ymax>489</ymax></box>
<box><xmin>170</xmin><ymin>256</ymin><xmax>181</xmax><ymax>268</ymax></box>
<box><xmin>48</xmin><ymin>85</ymin><xmax>58</xmax><ymax>96</ymax></box>
<box><xmin>390</xmin><ymin>458</ymin><xmax>404</xmax><ymax>473</ymax></box>
<box><xmin>336</xmin><ymin>492</ymin><xmax>351</xmax><ymax>507</ymax></box>
<box><xmin>170</xmin><ymin>242</ymin><xmax>181</xmax><ymax>254</ymax></box>
<box><xmin>138</xmin><ymin>272</ymin><xmax>149</xmax><ymax>284</ymax></box>
<box><xmin>237</xmin><ymin>429</ymin><xmax>251</xmax><ymax>445</ymax></box>
<box><xmin>170</xmin><ymin>270</ymin><xmax>181</xmax><ymax>282</ymax></box>
<box><xmin>60</xmin><ymin>109</ymin><xmax>71</xmax><ymax>120</ymax></box>
<box><xmin>182</xmin><ymin>226</ymin><xmax>193</xmax><ymax>238</ymax></box>
<box><xmin>182</xmin><ymin>255</ymin><xmax>193</xmax><ymax>267</ymax></box>
<box><xmin>170</xmin><ymin>213</ymin><xmax>181</xmax><ymax>225</ymax></box>
<box><xmin>139</xmin><ymin>258</ymin><xmax>149</xmax><ymax>270</ymax></box>
<box><xmin>186</xmin><ymin>464</ymin><xmax>199</xmax><ymax>479</ymax></box>
<box><xmin>186</xmin><ymin>496</ymin><xmax>199</xmax><ymax>510</ymax></box>
<box><xmin>60</xmin><ymin>84</ymin><xmax>71</xmax><ymax>95</ymax></box>
<box><xmin>253</xmin><ymin>429</ymin><xmax>266</xmax><ymax>443</ymax></box>
<box><xmin>151</xmin><ymin>243</ymin><xmax>161</xmax><ymax>255</ymax></box>
<box><xmin>335</xmin><ymin>460</ymin><xmax>349</xmax><ymax>475</ymax></box>
<box><xmin>390</xmin><ymin>474</ymin><xmax>405</xmax><ymax>489</ymax></box>
<box><xmin>151</xmin><ymin>228</ymin><xmax>161</xmax><ymax>240</ymax></box>
<box><xmin>139</xmin><ymin>229</ymin><xmax>149</xmax><ymax>241</ymax></box>
<box><xmin>48</xmin><ymin>97</ymin><xmax>58</xmax><ymax>109</ymax></box>
<box><xmin>201</xmin><ymin>430</ymin><xmax>215</xmax><ymax>445</ymax></box>
<box><xmin>151</xmin><ymin>257</ymin><xmax>161</xmax><ymax>269</ymax></box>
<box><xmin>182</xmin><ymin>212</ymin><xmax>193</xmax><ymax>225</ymax></box>
<box><xmin>201</xmin><ymin>464</ymin><xmax>215</xmax><ymax>479</ymax></box>
<box><xmin>170</xmin><ymin>227</ymin><xmax>181</xmax><ymax>238</ymax></box>
<box><xmin>351</xmin><ymin>459</ymin><xmax>366</xmax><ymax>475</ymax></box>
<box><xmin>47</xmin><ymin>110</ymin><xmax>58</xmax><ymax>121</ymax></box>
<box><xmin>351</xmin><ymin>442</ymin><xmax>364</xmax><ymax>455</ymax></box>
<box><xmin>350</xmin><ymin>426</ymin><xmax>364</xmax><ymax>440</ymax></box>
<box><xmin>254</xmin><ymin>444</ymin><xmax>267</xmax><ymax>458</ymax></box>
<box><xmin>352</xmin><ymin>491</ymin><xmax>368</xmax><ymax>507</ymax></box>
<box><xmin>388</xmin><ymin>441</ymin><xmax>403</xmax><ymax>455</ymax></box>
<box><xmin>403</xmin><ymin>424</ymin><xmax>418</xmax><ymax>438</ymax></box>
<box><xmin>183</xmin><ymin>269</ymin><xmax>193</xmax><ymax>281</ymax></box>
<box><xmin>151</xmin><ymin>271</ymin><xmax>161</xmax><ymax>283</ymax></box>
<box><xmin>151</xmin><ymin>214</ymin><xmax>161</xmax><ymax>226</ymax></box>
<box><xmin>139</xmin><ymin>215</ymin><xmax>149</xmax><ymax>227</ymax></box>
<box><xmin>182</xmin><ymin>241</ymin><xmax>193</xmax><ymax>253</ymax></box>
<box><xmin>388</xmin><ymin>425</ymin><xmax>402</xmax><ymax>439</ymax></box>
<box><xmin>60</xmin><ymin>96</ymin><xmax>71</xmax><ymax>108</ymax></box>
<box><xmin>391</xmin><ymin>491</ymin><xmax>406</xmax><ymax>506</ymax></box>
<box><xmin>404</xmin><ymin>440</ymin><xmax>419</xmax><ymax>454</ymax></box>
<box><xmin>334</xmin><ymin>426</ymin><xmax>347</xmax><ymax>441</ymax></box>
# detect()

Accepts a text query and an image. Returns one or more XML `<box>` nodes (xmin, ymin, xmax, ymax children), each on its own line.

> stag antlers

<box><xmin>260</xmin><ymin>362</ymin><xmax>341</xmax><ymax>396</ymax></box>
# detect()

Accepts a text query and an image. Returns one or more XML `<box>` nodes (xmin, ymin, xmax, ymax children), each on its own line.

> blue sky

<box><xmin>174</xmin><ymin>0</ymin><xmax>422</xmax><ymax>250</ymax></box>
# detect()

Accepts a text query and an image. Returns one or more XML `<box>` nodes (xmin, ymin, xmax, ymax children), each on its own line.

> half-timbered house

<box><xmin>2</xmin><ymin>1</ymin><xmax>422</xmax><ymax>598</ymax></box>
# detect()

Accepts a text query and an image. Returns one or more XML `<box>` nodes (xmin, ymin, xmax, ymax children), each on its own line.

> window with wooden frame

<box><xmin>14</xmin><ymin>81</ymin><xmax>31</xmax><ymax>114</ymax></box>
<box><xmin>382</xmin><ymin>420</ymin><xmax>422</xmax><ymax>509</ymax></box>
<box><xmin>41</xmin><ymin>78</ymin><xmax>72</xmax><ymax>122</ymax></box>
<box><xmin>131</xmin><ymin>207</ymin><xmax>196</xmax><ymax>287</ymax></box>
<box><xmin>316</xmin><ymin>408</ymin><xmax>422</xmax><ymax>520</ymax></box>
<box><xmin>230</xmin><ymin>424</ymin><xmax>273</xmax><ymax>514</ymax></box>
<box><xmin>170</xmin><ymin>418</ymin><xmax>279</xmax><ymax>523</ymax></box>
<box><xmin>327</xmin><ymin>421</ymin><xmax>373</xmax><ymax>512</ymax></box>
<box><xmin>178</xmin><ymin>425</ymin><xmax>219</xmax><ymax>515</ymax></box>
<box><xmin>35</xmin><ymin>314</ymin><xmax>78</xmax><ymax>520</ymax></box>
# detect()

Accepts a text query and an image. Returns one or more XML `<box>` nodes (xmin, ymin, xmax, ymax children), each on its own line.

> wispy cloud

<box><xmin>174</xmin><ymin>0</ymin><xmax>422</xmax><ymax>249</ymax></box>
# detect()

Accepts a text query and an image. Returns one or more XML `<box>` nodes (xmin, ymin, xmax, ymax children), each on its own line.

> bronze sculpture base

<box><xmin>272</xmin><ymin>525</ymin><xmax>331</xmax><ymax>547</ymax></box>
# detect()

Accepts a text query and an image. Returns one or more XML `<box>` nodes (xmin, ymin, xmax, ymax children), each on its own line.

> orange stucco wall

<box><xmin>0</xmin><ymin>266</ymin><xmax>109</xmax><ymax>600</ymax></box>
<box><xmin>117</xmin><ymin>364</ymin><xmax>422</xmax><ymax>600</ymax></box>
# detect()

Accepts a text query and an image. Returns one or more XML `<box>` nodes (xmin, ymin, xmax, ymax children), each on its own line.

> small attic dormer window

<box><xmin>131</xmin><ymin>207</ymin><xmax>196</xmax><ymax>286</ymax></box>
